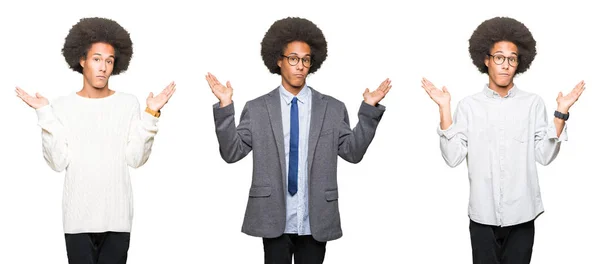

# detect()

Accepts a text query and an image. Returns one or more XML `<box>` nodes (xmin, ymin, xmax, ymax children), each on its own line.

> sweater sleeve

<box><xmin>36</xmin><ymin>104</ymin><xmax>70</xmax><ymax>172</ymax></box>
<box><xmin>125</xmin><ymin>99</ymin><xmax>159</xmax><ymax>168</ymax></box>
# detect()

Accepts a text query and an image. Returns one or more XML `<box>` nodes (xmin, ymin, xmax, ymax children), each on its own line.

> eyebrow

<box><xmin>493</xmin><ymin>51</ymin><xmax>518</xmax><ymax>56</ymax></box>
<box><xmin>285</xmin><ymin>52</ymin><xmax>311</xmax><ymax>57</ymax></box>
<box><xmin>92</xmin><ymin>53</ymin><xmax>115</xmax><ymax>58</ymax></box>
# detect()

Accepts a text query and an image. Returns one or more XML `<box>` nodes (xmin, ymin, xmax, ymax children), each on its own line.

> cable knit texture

<box><xmin>35</xmin><ymin>91</ymin><xmax>158</xmax><ymax>234</ymax></box>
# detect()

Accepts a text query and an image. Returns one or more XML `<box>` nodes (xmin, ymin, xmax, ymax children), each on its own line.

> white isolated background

<box><xmin>1</xmin><ymin>0</ymin><xmax>598</xmax><ymax>263</ymax></box>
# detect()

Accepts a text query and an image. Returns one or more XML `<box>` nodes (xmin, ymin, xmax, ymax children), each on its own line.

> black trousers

<box><xmin>263</xmin><ymin>234</ymin><xmax>327</xmax><ymax>264</ymax></box>
<box><xmin>64</xmin><ymin>232</ymin><xmax>130</xmax><ymax>264</ymax></box>
<box><xmin>469</xmin><ymin>220</ymin><xmax>535</xmax><ymax>264</ymax></box>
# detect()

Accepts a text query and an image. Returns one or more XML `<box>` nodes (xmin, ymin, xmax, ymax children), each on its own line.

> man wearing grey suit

<box><xmin>206</xmin><ymin>17</ymin><xmax>392</xmax><ymax>264</ymax></box>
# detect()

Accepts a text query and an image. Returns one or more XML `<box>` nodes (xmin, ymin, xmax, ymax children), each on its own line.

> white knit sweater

<box><xmin>35</xmin><ymin>91</ymin><xmax>158</xmax><ymax>234</ymax></box>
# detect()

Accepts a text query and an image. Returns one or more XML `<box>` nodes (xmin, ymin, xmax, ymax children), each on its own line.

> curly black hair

<box><xmin>261</xmin><ymin>17</ymin><xmax>328</xmax><ymax>75</ymax></box>
<box><xmin>62</xmin><ymin>17</ymin><xmax>133</xmax><ymax>75</ymax></box>
<box><xmin>468</xmin><ymin>17</ymin><xmax>536</xmax><ymax>75</ymax></box>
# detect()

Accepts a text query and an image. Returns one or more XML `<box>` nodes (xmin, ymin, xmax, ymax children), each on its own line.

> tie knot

<box><xmin>291</xmin><ymin>97</ymin><xmax>298</xmax><ymax>104</ymax></box>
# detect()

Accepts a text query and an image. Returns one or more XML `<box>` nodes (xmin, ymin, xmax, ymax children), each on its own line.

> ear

<box><xmin>79</xmin><ymin>56</ymin><xmax>85</xmax><ymax>68</ymax></box>
<box><xmin>484</xmin><ymin>56</ymin><xmax>489</xmax><ymax>68</ymax></box>
<box><xmin>277</xmin><ymin>58</ymin><xmax>282</xmax><ymax>68</ymax></box>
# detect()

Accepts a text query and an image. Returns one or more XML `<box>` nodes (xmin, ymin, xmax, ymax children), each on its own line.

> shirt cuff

<box><xmin>547</xmin><ymin>122</ymin><xmax>568</xmax><ymax>142</ymax></box>
<box><xmin>437</xmin><ymin>123</ymin><xmax>459</xmax><ymax>139</ymax></box>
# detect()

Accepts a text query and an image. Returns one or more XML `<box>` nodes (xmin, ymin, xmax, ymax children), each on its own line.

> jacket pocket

<box><xmin>325</xmin><ymin>189</ymin><xmax>338</xmax><ymax>201</ymax></box>
<box><xmin>249</xmin><ymin>186</ymin><xmax>272</xmax><ymax>197</ymax></box>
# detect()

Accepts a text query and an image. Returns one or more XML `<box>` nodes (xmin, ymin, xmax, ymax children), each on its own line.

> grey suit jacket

<box><xmin>213</xmin><ymin>87</ymin><xmax>385</xmax><ymax>242</ymax></box>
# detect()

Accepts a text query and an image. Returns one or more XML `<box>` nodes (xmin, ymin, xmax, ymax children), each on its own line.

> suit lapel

<box><xmin>264</xmin><ymin>88</ymin><xmax>287</xmax><ymax>192</ymax></box>
<box><xmin>307</xmin><ymin>87</ymin><xmax>328</xmax><ymax>176</ymax></box>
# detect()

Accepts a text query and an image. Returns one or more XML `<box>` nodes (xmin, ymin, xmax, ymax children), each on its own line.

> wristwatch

<box><xmin>145</xmin><ymin>107</ymin><xmax>161</xmax><ymax>118</ymax></box>
<box><xmin>554</xmin><ymin>110</ymin><xmax>569</xmax><ymax>121</ymax></box>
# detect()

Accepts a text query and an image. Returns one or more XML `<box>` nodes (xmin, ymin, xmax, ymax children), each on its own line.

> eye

<box><xmin>94</xmin><ymin>58</ymin><xmax>100</xmax><ymax>62</ymax></box>
<box><xmin>107</xmin><ymin>60</ymin><xmax>113</xmax><ymax>64</ymax></box>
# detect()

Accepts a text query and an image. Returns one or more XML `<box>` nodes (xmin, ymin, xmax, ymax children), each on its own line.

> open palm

<box><xmin>363</xmin><ymin>78</ymin><xmax>392</xmax><ymax>106</ymax></box>
<box><xmin>556</xmin><ymin>80</ymin><xmax>585</xmax><ymax>112</ymax></box>
<box><xmin>147</xmin><ymin>82</ymin><xmax>176</xmax><ymax>111</ymax></box>
<box><xmin>205</xmin><ymin>72</ymin><xmax>233</xmax><ymax>107</ymax></box>
<box><xmin>15</xmin><ymin>87</ymin><xmax>49</xmax><ymax>109</ymax></box>
<box><xmin>421</xmin><ymin>77</ymin><xmax>451</xmax><ymax>107</ymax></box>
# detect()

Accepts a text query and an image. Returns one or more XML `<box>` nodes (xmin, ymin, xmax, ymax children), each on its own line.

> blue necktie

<box><xmin>288</xmin><ymin>97</ymin><xmax>299</xmax><ymax>196</ymax></box>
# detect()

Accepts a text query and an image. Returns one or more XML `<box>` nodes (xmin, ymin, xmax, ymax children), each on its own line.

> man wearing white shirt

<box><xmin>421</xmin><ymin>17</ymin><xmax>585</xmax><ymax>264</ymax></box>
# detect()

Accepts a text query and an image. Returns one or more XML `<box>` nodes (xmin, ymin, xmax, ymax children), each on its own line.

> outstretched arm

<box><xmin>126</xmin><ymin>82</ymin><xmax>176</xmax><ymax>168</ymax></box>
<box><xmin>207</xmin><ymin>72</ymin><xmax>252</xmax><ymax>163</ymax></box>
<box><xmin>16</xmin><ymin>87</ymin><xmax>69</xmax><ymax>172</ymax></box>
<box><xmin>338</xmin><ymin>78</ymin><xmax>391</xmax><ymax>163</ymax></box>
<box><xmin>421</xmin><ymin>78</ymin><xmax>467</xmax><ymax>167</ymax></box>
<box><xmin>534</xmin><ymin>80</ymin><xmax>585</xmax><ymax>165</ymax></box>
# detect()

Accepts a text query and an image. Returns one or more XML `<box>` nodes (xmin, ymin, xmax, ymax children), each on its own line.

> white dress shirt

<box><xmin>438</xmin><ymin>84</ymin><xmax>567</xmax><ymax>227</ymax></box>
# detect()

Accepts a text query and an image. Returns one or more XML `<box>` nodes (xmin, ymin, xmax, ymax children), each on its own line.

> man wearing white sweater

<box><xmin>15</xmin><ymin>17</ymin><xmax>176</xmax><ymax>264</ymax></box>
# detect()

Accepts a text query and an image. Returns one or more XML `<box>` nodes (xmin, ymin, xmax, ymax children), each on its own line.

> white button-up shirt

<box><xmin>438</xmin><ymin>84</ymin><xmax>567</xmax><ymax>227</ymax></box>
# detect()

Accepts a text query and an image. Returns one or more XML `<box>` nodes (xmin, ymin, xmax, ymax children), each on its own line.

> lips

<box><xmin>96</xmin><ymin>76</ymin><xmax>106</xmax><ymax>80</ymax></box>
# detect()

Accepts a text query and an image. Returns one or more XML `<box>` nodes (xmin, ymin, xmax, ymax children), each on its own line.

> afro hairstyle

<box><xmin>261</xmin><ymin>17</ymin><xmax>328</xmax><ymax>75</ymax></box>
<box><xmin>468</xmin><ymin>17</ymin><xmax>536</xmax><ymax>75</ymax></box>
<box><xmin>62</xmin><ymin>17</ymin><xmax>133</xmax><ymax>75</ymax></box>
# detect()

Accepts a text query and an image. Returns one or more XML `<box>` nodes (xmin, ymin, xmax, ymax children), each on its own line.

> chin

<box><xmin>493</xmin><ymin>79</ymin><xmax>511</xmax><ymax>88</ymax></box>
<box><xmin>293</xmin><ymin>81</ymin><xmax>306</xmax><ymax>88</ymax></box>
<box><xmin>93</xmin><ymin>83</ymin><xmax>108</xmax><ymax>89</ymax></box>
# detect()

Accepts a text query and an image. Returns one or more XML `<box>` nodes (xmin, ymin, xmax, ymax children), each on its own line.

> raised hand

<box><xmin>205</xmin><ymin>72</ymin><xmax>233</xmax><ymax>107</ymax></box>
<box><xmin>421</xmin><ymin>77</ymin><xmax>451</xmax><ymax>108</ymax></box>
<box><xmin>363</xmin><ymin>78</ymin><xmax>392</xmax><ymax>106</ymax></box>
<box><xmin>147</xmin><ymin>81</ymin><xmax>176</xmax><ymax>111</ymax></box>
<box><xmin>556</xmin><ymin>80</ymin><xmax>585</xmax><ymax>113</ymax></box>
<box><xmin>15</xmin><ymin>87</ymin><xmax>49</xmax><ymax>109</ymax></box>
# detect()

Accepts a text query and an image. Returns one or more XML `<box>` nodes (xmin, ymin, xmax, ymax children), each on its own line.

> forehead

<box><xmin>490</xmin><ymin>41</ymin><xmax>518</xmax><ymax>54</ymax></box>
<box><xmin>283</xmin><ymin>41</ymin><xmax>311</xmax><ymax>55</ymax></box>
<box><xmin>88</xmin><ymin>42</ymin><xmax>115</xmax><ymax>56</ymax></box>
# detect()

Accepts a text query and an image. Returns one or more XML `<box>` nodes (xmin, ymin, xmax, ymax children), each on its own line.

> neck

<box><xmin>488</xmin><ymin>81</ymin><xmax>514</xmax><ymax>97</ymax></box>
<box><xmin>282</xmin><ymin>82</ymin><xmax>305</xmax><ymax>96</ymax></box>
<box><xmin>78</xmin><ymin>85</ymin><xmax>114</xmax><ymax>99</ymax></box>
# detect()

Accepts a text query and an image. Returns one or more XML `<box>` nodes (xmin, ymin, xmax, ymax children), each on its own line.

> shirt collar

<box><xmin>279</xmin><ymin>84</ymin><xmax>310</xmax><ymax>105</ymax></box>
<box><xmin>483</xmin><ymin>83</ymin><xmax>518</xmax><ymax>98</ymax></box>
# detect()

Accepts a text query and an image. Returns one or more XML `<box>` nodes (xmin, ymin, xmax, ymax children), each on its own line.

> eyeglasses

<box><xmin>281</xmin><ymin>55</ymin><xmax>312</xmax><ymax>67</ymax></box>
<box><xmin>487</xmin><ymin>54</ymin><xmax>519</xmax><ymax>67</ymax></box>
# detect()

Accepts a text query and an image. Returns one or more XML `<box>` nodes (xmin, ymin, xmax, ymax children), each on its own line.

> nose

<box><xmin>100</xmin><ymin>60</ymin><xmax>107</xmax><ymax>72</ymax></box>
<box><xmin>296</xmin><ymin>61</ymin><xmax>305</xmax><ymax>70</ymax></box>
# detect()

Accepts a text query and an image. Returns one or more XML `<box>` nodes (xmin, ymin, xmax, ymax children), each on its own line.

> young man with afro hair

<box><xmin>206</xmin><ymin>17</ymin><xmax>391</xmax><ymax>263</ymax></box>
<box><xmin>421</xmin><ymin>17</ymin><xmax>585</xmax><ymax>263</ymax></box>
<box><xmin>15</xmin><ymin>17</ymin><xmax>176</xmax><ymax>263</ymax></box>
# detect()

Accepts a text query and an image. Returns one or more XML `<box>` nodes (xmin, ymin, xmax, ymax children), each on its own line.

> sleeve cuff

<box><xmin>213</xmin><ymin>101</ymin><xmax>235</xmax><ymax>120</ymax></box>
<box><xmin>35</xmin><ymin>104</ymin><xmax>55</xmax><ymax>123</ymax></box>
<box><xmin>547</xmin><ymin>122</ymin><xmax>568</xmax><ymax>142</ymax></box>
<box><xmin>359</xmin><ymin>101</ymin><xmax>385</xmax><ymax>117</ymax></box>
<box><xmin>141</xmin><ymin>111</ymin><xmax>160</xmax><ymax>126</ymax></box>
<box><xmin>437</xmin><ymin>123</ymin><xmax>458</xmax><ymax>139</ymax></box>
